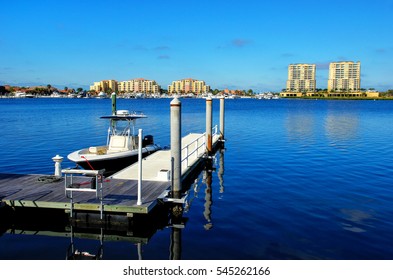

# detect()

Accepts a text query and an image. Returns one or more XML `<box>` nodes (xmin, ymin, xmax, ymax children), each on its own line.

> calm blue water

<box><xmin>0</xmin><ymin>98</ymin><xmax>393</xmax><ymax>260</ymax></box>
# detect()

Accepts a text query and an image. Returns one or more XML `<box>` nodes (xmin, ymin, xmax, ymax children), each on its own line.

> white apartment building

<box><xmin>328</xmin><ymin>61</ymin><xmax>361</xmax><ymax>92</ymax></box>
<box><xmin>286</xmin><ymin>64</ymin><xmax>316</xmax><ymax>92</ymax></box>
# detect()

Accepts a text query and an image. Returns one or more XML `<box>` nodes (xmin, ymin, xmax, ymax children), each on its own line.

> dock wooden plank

<box><xmin>0</xmin><ymin>173</ymin><xmax>170</xmax><ymax>214</ymax></box>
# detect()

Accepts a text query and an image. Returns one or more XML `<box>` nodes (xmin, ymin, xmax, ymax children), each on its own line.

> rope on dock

<box><xmin>37</xmin><ymin>175</ymin><xmax>62</xmax><ymax>184</ymax></box>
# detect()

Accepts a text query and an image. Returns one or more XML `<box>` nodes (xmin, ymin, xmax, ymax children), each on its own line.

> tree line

<box><xmin>0</xmin><ymin>84</ymin><xmax>85</xmax><ymax>96</ymax></box>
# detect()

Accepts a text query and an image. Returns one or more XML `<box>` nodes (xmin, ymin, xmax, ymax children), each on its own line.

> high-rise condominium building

<box><xmin>89</xmin><ymin>80</ymin><xmax>118</xmax><ymax>92</ymax></box>
<box><xmin>328</xmin><ymin>61</ymin><xmax>361</xmax><ymax>92</ymax></box>
<box><xmin>168</xmin><ymin>78</ymin><xmax>210</xmax><ymax>94</ymax></box>
<box><xmin>118</xmin><ymin>78</ymin><xmax>161</xmax><ymax>94</ymax></box>
<box><xmin>286</xmin><ymin>64</ymin><xmax>316</xmax><ymax>92</ymax></box>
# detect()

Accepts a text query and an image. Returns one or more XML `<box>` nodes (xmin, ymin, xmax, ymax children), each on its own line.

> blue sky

<box><xmin>1</xmin><ymin>0</ymin><xmax>393</xmax><ymax>92</ymax></box>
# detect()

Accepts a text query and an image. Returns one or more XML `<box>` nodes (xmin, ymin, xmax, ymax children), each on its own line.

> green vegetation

<box><xmin>0</xmin><ymin>86</ymin><xmax>8</xmax><ymax>95</ymax></box>
<box><xmin>380</xmin><ymin>89</ymin><xmax>393</xmax><ymax>98</ymax></box>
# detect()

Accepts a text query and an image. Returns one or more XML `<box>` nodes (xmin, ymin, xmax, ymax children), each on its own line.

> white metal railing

<box><xmin>181</xmin><ymin>125</ymin><xmax>218</xmax><ymax>168</ymax></box>
<box><xmin>213</xmin><ymin>124</ymin><xmax>218</xmax><ymax>137</ymax></box>
<box><xmin>181</xmin><ymin>133</ymin><xmax>206</xmax><ymax>168</ymax></box>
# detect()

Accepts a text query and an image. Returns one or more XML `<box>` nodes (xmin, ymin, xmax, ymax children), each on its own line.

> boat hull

<box><xmin>68</xmin><ymin>145</ymin><xmax>160</xmax><ymax>176</ymax></box>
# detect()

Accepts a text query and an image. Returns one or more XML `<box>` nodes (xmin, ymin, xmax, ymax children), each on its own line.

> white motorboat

<box><xmin>67</xmin><ymin>110</ymin><xmax>161</xmax><ymax>175</ymax></box>
<box><xmin>97</xmin><ymin>92</ymin><xmax>108</xmax><ymax>99</ymax></box>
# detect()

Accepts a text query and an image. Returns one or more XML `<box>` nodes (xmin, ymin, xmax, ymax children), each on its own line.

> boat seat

<box><xmin>108</xmin><ymin>135</ymin><xmax>129</xmax><ymax>152</ymax></box>
<box><xmin>88</xmin><ymin>146</ymin><xmax>107</xmax><ymax>155</ymax></box>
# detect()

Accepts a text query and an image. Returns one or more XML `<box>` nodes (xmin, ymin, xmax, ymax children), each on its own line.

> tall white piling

<box><xmin>171</xmin><ymin>98</ymin><xmax>182</xmax><ymax>197</ymax></box>
<box><xmin>206</xmin><ymin>97</ymin><xmax>213</xmax><ymax>155</ymax></box>
<box><xmin>137</xmin><ymin>129</ymin><xmax>143</xmax><ymax>206</ymax></box>
<box><xmin>220</xmin><ymin>96</ymin><xmax>225</xmax><ymax>140</ymax></box>
<box><xmin>52</xmin><ymin>155</ymin><xmax>64</xmax><ymax>177</ymax></box>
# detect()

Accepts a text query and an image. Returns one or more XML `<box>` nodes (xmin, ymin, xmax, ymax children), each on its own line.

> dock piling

<box><xmin>111</xmin><ymin>92</ymin><xmax>117</xmax><ymax>115</ymax></box>
<box><xmin>219</xmin><ymin>96</ymin><xmax>225</xmax><ymax>140</ymax></box>
<box><xmin>170</xmin><ymin>98</ymin><xmax>182</xmax><ymax>198</ymax></box>
<box><xmin>137</xmin><ymin>129</ymin><xmax>143</xmax><ymax>206</ymax></box>
<box><xmin>111</xmin><ymin>92</ymin><xmax>117</xmax><ymax>131</ymax></box>
<box><xmin>206</xmin><ymin>97</ymin><xmax>213</xmax><ymax>155</ymax></box>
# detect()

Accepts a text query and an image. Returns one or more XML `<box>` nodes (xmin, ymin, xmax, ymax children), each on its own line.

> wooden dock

<box><xmin>0</xmin><ymin>173</ymin><xmax>169</xmax><ymax>215</ymax></box>
<box><xmin>0</xmin><ymin>133</ymin><xmax>221</xmax><ymax>216</ymax></box>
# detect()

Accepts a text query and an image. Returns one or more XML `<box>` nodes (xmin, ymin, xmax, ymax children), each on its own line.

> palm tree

<box><xmin>47</xmin><ymin>84</ymin><xmax>52</xmax><ymax>95</ymax></box>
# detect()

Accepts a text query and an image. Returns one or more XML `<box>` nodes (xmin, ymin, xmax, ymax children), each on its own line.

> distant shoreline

<box><xmin>280</xmin><ymin>96</ymin><xmax>393</xmax><ymax>101</ymax></box>
<box><xmin>1</xmin><ymin>94</ymin><xmax>393</xmax><ymax>101</ymax></box>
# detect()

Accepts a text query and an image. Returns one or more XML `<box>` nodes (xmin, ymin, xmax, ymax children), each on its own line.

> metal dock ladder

<box><xmin>62</xmin><ymin>169</ymin><xmax>105</xmax><ymax>219</ymax></box>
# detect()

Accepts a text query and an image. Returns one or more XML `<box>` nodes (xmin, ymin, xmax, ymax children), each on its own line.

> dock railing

<box><xmin>181</xmin><ymin>125</ymin><xmax>218</xmax><ymax>168</ymax></box>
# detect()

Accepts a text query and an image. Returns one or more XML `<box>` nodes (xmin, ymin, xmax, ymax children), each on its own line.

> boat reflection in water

<box><xmin>0</xmin><ymin>147</ymin><xmax>225</xmax><ymax>260</ymax></box>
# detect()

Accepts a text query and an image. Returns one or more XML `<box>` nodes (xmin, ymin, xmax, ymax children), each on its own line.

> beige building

<box><xmin>286</xmin><ymin>64</ymin><xmax>316</xmax><ymax>93</ymax></box>
<box><xmin>328</xmin><ymin>61</ymin><xmax>361</xmax><ymax>92</ymax></box>
<box><xmin>118</xmin><ymin>78</ymin><xmax>161</xmax><ymax>94</ymax></box>
<box><xmin>89</xmin><ymin>80</ymin><xmax>118</xmax><ymax>93</ymax></box>
<box><xmin>280</xmin><ymin>60</ymin><xmax>379</xmax><ymax>98</ymax></box>
<box><xmin>168</xmin><ymin>78</ymin><xmax>210</xmax><ymax>94</ymax></box>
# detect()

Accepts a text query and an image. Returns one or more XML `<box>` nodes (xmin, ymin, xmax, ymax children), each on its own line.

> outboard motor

<box><xmin>142</xmin><ymin>135</ymin><xmax>154</xmax><ymax>147</ymax></box>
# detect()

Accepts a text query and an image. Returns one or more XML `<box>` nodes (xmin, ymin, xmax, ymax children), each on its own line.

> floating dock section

<box><xmin>0</xmin><ymin>173</ymin><xmax>168</xmax><ymax>215</ymax></box>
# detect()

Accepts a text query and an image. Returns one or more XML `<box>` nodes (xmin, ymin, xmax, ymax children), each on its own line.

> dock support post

<box><xmin>219</xmin><ymin>96</ymin><xmax>225</xmax><ymax>140</ymax></box>
<box><xmin>206</xmin><ymin>97</ymin><xmax>213</xmax><ymax>155</ymax></box>
<box><xmin>111</xmin><ymin>92</ymin><xmax>117</xmax><ymax>115</ymax></box>
<box><xmin>170</xmin><ymin>98</ymin><xmax>182</xmax><ymax>198</ymax></box>
<box><xmin>52</xmin><ymin>155</ymin><xmax>64</xmax><ymax>177</ymax></box>
<box><xmin>111</xmin><ymin>92</ymin><xmax>117</xmax><ymax>131</ymax></box>
<box><xmin>137</xmin><ymin>128</ymin><xmax>143</xmax><ymax>206</ymax></box>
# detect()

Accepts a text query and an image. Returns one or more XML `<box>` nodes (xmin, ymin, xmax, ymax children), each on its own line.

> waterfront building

<box><xmin>286</xmin><ymin>63</ymin><xmax>316</xmax><ymax>93</ymax></box>
<box><xmin>168</xmin><ymin>78</ymin><xmax>210</xmax><ymax>94</ymax></box>
<box><xmin>89</xmin><ymin>80</ymin><xmax>118</xmax><ymax>93</ymax></box>
<box><xmin>118</xmin><ymin>78</ymin><xmax>161</xmax><ymax>94</ymax></box>
<box><xmin>328</xmin><ymin>61</ymin><xmax>361</xmax><ymax>92</ymax></box>
<box><xmin>280</xmin><ymin>64</ymin><xmax>316</xmax><ymax>97</ymax></box>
